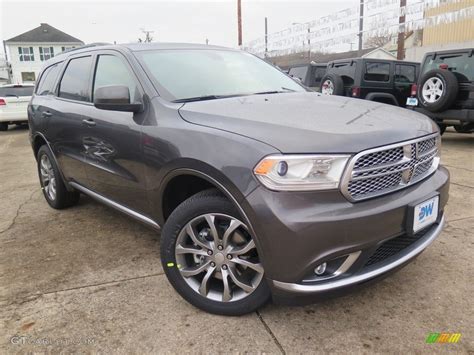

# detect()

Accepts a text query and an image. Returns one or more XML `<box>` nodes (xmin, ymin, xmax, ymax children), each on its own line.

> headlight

<box><xmin>254</xmin><ymin>154</ymin><xmax>350</xmax><ymax>191</ymax></box>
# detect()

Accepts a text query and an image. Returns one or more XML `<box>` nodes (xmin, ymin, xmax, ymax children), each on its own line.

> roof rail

<box><xmin>61</xmin><ymin>42</ymin><xmax>112</xmax><ymax>54</ymax></box>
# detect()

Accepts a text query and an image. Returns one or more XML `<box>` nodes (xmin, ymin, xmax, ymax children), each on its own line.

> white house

<box><xmin>361</xmin><ymin>47</ymin><xmax>397</xmax><ymax>60</ymax></box>
<box><xmin>4</xmin><ymin>23</ymin><xmax>83</xmax><ymax>84</ymax></box>
<box><xmin>0</xmin><ymin>56</ymin><xmax>9</xmax><ymax>84</ymax></box>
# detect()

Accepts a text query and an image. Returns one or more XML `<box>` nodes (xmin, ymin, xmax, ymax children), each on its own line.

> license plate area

<box><xmin>406</xmin><ymin>195</ymin><xmax>439</xmax><ymax>235</ymax></box>
<box><xmin>406</xmin><ymin>97</ymin><xmax>418</xmax><ymax>106</ymax></box>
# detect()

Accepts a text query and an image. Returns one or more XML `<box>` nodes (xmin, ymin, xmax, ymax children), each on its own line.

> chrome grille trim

<box><xmin>340</xmin><ymin>133</ymin><xmax>440</xmax><ymax>202</ymax></box>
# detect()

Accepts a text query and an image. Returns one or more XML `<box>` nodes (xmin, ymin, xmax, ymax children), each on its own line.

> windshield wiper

<box><xmin>173</xmin><ymin>88</ymin><xmax>297</xmax><ymax>103</ymax></box>
<box><xmin>173</xmin><ymin>94</ymin><xmax>244</xmax><ymax>103</ymax></box>
<box><xmin>253</xmin><ymin>87</ymin><xmax>297</xmax><ymax>95</ymax></box>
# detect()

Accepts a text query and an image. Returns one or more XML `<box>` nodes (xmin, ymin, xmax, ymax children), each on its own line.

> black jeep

<box><xmin>321</xmin><ymin>58</ymin><xmax>420</xmax><ymax>107</ymax></box>
<box><xmin>407</xmin><ymin>48</ymin><xmax>474</xmax><ymax>134</ymax></box>
<box><xmin>288</xmin><ymin>63</ymin><xmax>327</xmax><ymax>91</ymax></box>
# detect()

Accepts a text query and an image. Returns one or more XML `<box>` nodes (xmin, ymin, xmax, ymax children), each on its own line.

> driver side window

<box><xmin>93</xmin><ymin>55</ymin><xmax>139</xmax><ymax>102</ymax></box>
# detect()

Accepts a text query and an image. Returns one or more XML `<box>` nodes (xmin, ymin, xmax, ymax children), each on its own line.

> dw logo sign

<box><xmin>419</xmin><ymin>202</ymin><xmax>435</xmax><ymax>221</ymax></box>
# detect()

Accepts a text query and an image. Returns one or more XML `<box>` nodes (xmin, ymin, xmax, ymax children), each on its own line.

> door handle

<box><xmin>82</xmin><ymin>119</ymin><xmax>96</xmax><ymax>127</ymax></box>
<box><xmin>41</xmin><ymin>111</ymin><xmax>52</xmax><ymax>118</ymax></box>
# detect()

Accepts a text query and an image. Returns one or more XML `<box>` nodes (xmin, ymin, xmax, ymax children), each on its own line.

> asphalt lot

<box><xmin>0</xmin><ymin>126</ymin><xmax>472</xmax><ymax>354</ymax></box>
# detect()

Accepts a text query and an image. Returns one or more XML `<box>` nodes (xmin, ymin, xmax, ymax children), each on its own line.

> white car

<box><xmin>0</xmin><ymin>84</ymin><xmax>34</xmax><ymax>131</ymax></box>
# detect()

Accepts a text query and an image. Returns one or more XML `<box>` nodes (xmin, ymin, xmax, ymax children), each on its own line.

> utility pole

<box><xmin>358</xmin><ymin>0</ymin><xmax>364</xmax><ymax>56</ymax></box>
<box><xmin>264</xmin><ymin>17</ymin><xmax>268</xmax><ymax>57</ymax></box>
<box><xmin>397</xmin><ymin>0</ymin><xmax>406</xmax><ymax>60</ymax></box>
<box><xmin>292</xmin><ymin>22</ymin><xmax>311</xmax><ymax>62</ymax></box>
<box><xmin>307</xmin><ymin>26</ymin><xmax>311</xmax><ymax>62</ymax></box>
<box><xmin>237</xmin><ymin>0</ymin><xmax>242</xmax><ymax>46</ymax></box>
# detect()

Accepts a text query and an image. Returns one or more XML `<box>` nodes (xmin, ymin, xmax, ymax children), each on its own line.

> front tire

<box><xmin>161</xmin><ymin>189</ymin><xmax>270</xmax><ymax>315</ymax></box>
<box><xmin>37</xmin><ymin>145</ymin><xmax>80</xmax><ymax>209</ymax></box>
<box><xmin>0</xmin><ymin>122</ymin><xmax>8</xmax><ymax>131</ymax></box>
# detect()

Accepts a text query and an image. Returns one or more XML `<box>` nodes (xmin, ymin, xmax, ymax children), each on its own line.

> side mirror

<box><xmin>94</xmin><ymin>85</ymin><xmax>143</xmax><ymax>113</ymax></box>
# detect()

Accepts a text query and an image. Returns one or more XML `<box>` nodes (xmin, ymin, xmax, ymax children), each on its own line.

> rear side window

<box><xmin>59</xmin><ymin>56</ymin><xmax>92</xmax><ymax>102</ymax></box>
<box><xmin>0</xmin><ymin>86</ymin><xmax>34</xmax><ymax>97</ymax></box>
<box><xmin>422</xmin><ymin>53</ymin><xmax>473</xmax><ymax>82</ymax></box>
<box><xmin>36</xmin><ymin>64</ymin><xmax>61</xmax><ymax>96</ymax></box>
<box><xmin>93</xmin><ymin>55</ymin><xmax>139</xmax><ymax>101</ymax></box>
<box><xmin>365</xmin><ymin>62</ymin><xmax>390</xmax><ymax>82</ymax></box>
<box><xmin>288</xmin><ymin>67</ymin><xmax>308</xmax><ymax>81</ymax></box>
<box><xmin>395</xmin><ymin>64</ymin><xmax>416</xmax><ymax>83</ymax></box>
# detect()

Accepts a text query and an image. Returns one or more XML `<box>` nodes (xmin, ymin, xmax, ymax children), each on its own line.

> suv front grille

<box><xmin>341</xmin><ymin>134</ymin><xmax>440</xmax><ymax>201</ymax></box>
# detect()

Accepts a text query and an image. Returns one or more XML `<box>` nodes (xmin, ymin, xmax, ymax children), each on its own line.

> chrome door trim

<box><xmin>69</xmin><ymin>181</ymin><xmax>160</xmax><ymax>230</ymax></box>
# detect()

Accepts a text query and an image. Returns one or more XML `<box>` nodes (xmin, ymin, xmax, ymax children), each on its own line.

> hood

<box><xmin>178</xmin><ymin>92</ymin><xmax>437</xmax><ymax>153</ymax></box>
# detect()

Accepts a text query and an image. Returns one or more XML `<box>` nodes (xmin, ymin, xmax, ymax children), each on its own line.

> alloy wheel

<box><xmin>175</xmin><ymin>213</ymin><xmax>264</xmax><ymax>303</ymax></box>
<box><xmin>321</xmin><ymin>79</ymin><xmax>334</xmax><ymax>95</ymax></box>
<box><xmin>40</xmin><ymin>154</ymin><xmax>57</xmax><ymax>201</ymax></box>
<box><xmin>422</xmin><ymin>77</ymin><xmax>444</xmax><ymax>103</ymax></box>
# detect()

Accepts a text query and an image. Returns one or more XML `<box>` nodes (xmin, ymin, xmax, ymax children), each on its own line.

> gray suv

<box><xmin>28</xmin><ymin>43</ymin><xmax>449</xmax><ymax>315</ymax></box>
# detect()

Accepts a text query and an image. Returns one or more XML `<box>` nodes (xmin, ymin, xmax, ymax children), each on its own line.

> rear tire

<box><xmin>0</xmin><ymin>123</ymin><xmax>8</xmax><ymax>131</ymax></box>
<box><xmin>37</xmin><ymin>145</ymin><xmax>80</xmax><ymax>209</ymax></box>
<box><xmin>418</xmin><ymin>69</ymin><xmax>458</xmax><ymax>112</ymax></box>
<box><xmin>161</xmin><ymin>189</ymin><xmax>270</xmax><ymax>315</ymax></box>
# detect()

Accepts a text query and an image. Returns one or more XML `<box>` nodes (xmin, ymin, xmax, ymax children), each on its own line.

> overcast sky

<box><xmin>1</xmin><ymin>0</ymin><xmax>353</xmax><ymax>53</ymax></box>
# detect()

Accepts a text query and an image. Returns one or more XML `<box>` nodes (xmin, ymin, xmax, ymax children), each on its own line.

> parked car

<box><xmin>321</xmin><ymin>58</ymin><xmax>420</xmax><ymax>107</ymax></box>
<box><xmin>288</xmin><ymin>63</ymin><xmax>327</xmax><ymax>91</ymax></box>
<box><xmin>0</xmin><ymin>84</ymin><xmax>34</xmax><ymax>131</ymax></box>
<box><xmin>407</xmin><ymin>48</ymin><xmax>474</xmax><ymax>134</ymax></box>
<box><xmin>29</xmin><ymin>43</ymin><xmax>449</xmax><ymax>316</ymax></box>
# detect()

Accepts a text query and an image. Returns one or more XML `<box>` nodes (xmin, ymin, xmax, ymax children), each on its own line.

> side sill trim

<box><xmin>69</xmin><ymin>182</ymin><xmax>160</xmax><ymax>230</ymax></box>
<box><xmin>272</xmin><ymin>215</ymin><xmax>445</xmax><ymax>293</ymax></box>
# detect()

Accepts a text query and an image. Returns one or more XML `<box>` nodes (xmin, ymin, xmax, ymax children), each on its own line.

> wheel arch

<box><xmin>159</xmin><ymin>167</ymin><xmax>251</xmax><ymax>219</ymax></box>
<box><xmin>32</xmin><ymin>133</ymin><xmax>49</xmax><ymax>160</ymax></box>
<box><xmin>32</xmin><ymin>132</ymin><xmax>74</xmax><ymax>192</ymax></box>
<box><xmin>156</xmin><ymin>165</ymin><xmax>258</xmax><ymax>239</ymax></box>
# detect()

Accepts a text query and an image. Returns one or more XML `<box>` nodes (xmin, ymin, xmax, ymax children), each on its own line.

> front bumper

<box><xmin>243</xmin><ymin>166</ymin><xmax>449</xmax><ymax>300</ymax></box>
<box><xmin>273</xmin><ymin>216</ymin><xmax>443</xmax><ymax>292</ymax></box>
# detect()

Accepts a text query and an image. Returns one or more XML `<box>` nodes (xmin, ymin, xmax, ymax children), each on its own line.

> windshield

<box><xmin>135</xmin><ymin>49</ymin><xmax>305</xmax><ymax>101</ymax></box>
<box><xmin>0</xmin><ymin>86</ymin><xmax>34</xmax><ymax>97</ymax></box>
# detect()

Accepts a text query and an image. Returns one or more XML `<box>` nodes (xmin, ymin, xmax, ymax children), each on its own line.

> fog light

<box><xmin>314</xmin><ymin>262</ymin><xmax>327</xmax><ymax>275</ymax></box>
